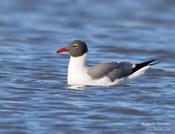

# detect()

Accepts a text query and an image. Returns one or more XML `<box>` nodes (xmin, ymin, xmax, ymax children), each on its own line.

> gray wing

<box><xmin>88</xmin><ymin>61</ymin><xmax>134</xmax><ymax>82</ymax></box>
<box><xmin>87</xmin><ymin>62</ymin><xmax>118</xmax><ymax>79</ymax></box>
<box><xmin>108</xmin><ymin>62</ymin><xmax>133</xmax><ymax>81</ymax></box>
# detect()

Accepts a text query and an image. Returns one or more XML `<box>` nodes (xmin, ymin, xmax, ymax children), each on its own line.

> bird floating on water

<box><xmin>57</xmin><ymin>40</ymin><xmax>156</xmax><ymax>87</ymax></box>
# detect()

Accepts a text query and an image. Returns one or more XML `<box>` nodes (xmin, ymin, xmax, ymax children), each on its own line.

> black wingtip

<box><xmin>144</xmin><ymin>59</ymin><xmax>157</xmax><ymax>65</ymax></box>
<box><xmin>132</xmin><ymin>59</ymin><xmax>157</xmax><ymax>73</ymax></box>
<box><xmin>149</xmin><ymin>60</ymin><xmax>160</xmax><ymax>65</ymax></box>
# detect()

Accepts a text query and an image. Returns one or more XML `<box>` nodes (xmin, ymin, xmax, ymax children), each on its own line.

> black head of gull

<box><xmin>57</xmin><ymin>40</ymin><xmax>88</xmax><ymax>57</ymax></box>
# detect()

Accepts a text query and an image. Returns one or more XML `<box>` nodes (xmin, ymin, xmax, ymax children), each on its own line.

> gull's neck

<box><xmin>68</xmin><ymin>53</ymin><xmax>88</xmax><ymax>73</ymax></box>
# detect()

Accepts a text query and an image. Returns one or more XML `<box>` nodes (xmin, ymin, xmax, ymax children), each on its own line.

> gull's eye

<box><xmin>73</xmin><ymin>44</ymin><xmax>78</xmax><ymax>48</ymax></box>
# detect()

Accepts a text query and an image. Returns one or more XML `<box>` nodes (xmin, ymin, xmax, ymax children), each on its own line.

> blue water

<box><xmin>0</xmin><ymin>0</ymin><xmax>175</xmax><ymax>133</ymax></box>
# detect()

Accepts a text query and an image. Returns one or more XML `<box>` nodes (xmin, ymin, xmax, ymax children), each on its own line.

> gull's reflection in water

<box><xmin>67</xmin><ymin>85</ymin><xmax>87</xmax><ymax>90</ymax></box>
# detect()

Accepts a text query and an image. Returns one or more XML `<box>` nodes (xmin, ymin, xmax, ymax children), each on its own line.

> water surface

<box><xmin>0</xmin><ymin>0</ymin><xmax>175</xmax><ymax>133</ymax></box>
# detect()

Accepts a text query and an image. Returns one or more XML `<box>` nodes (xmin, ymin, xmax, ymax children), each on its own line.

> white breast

<box><xmin>67</xmin><ymin>54</ymin><xmax>90</xmax><ymax>85</ymax></box>
<box><xmin>67</xmin><ymin>54</ymin><xmax>112</xmax><ymax>86</ymax></box>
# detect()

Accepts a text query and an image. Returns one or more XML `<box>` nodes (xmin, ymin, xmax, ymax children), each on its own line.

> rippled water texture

<box><xmin>0</xmin><ymin>0</ymin><xmax>175</xmax><ymax>133</ymax></box>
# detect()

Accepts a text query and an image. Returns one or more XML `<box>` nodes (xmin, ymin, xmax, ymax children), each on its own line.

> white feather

<box><xmin>67</xmin><ymin>54</ymin><xmax>112</xmax><ymax>86</ymax></box>
<box><xmin>128</xmin><ymin>66</ymin><xmax>150</xmax><ymax>79</ymax></box>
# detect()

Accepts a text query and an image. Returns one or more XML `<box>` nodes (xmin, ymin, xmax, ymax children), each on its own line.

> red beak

<box><xmin>56</xmin><ymin>47</ymin><xmax>70</xmax><ymax>53</ymax></box>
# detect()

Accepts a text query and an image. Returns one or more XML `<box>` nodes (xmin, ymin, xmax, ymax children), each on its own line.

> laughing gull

<box><xmin>57</xmin><ymin>40</ymin><xmax>156</xmax><ymax>86</ymax></box>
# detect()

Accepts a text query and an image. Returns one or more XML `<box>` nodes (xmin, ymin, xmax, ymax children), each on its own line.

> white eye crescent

<box><xmin>73</xmin><ymin>44</ymin><xmax>78</xmax><ymax>48</ymax></box>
